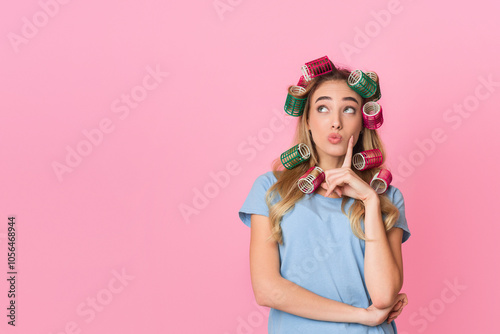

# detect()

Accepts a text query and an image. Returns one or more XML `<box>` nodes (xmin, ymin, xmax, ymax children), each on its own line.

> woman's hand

<box><xmin>386</xmin><ymin>293</ymin><xmax>408</xmax><ymax>324</ymax></box>
<box><xmin>321</xmin><ymin>135</ymin><xmax>377</xmax><ymax>203</ymax></box>
<box><xmin>360</xmin><ymin>293</ymin><xmax>408</xmax><ymax>327</ymax></box>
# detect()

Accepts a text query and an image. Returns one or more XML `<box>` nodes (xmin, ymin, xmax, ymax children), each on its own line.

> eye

<box><xmin>317</xmin><ymin>105</ymin><xmax>356</xmax><ymax>113</ymax></box>
<box><xmin>317</xmin><ymin>105</ymin><xmax>328</xmax><ymax>113</ymax></box>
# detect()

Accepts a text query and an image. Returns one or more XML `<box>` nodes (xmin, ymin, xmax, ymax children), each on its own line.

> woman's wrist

<box><xmin>362</xmin><ymin>189</ymin><xmax>379</xmax><ymax>206</ymax></box>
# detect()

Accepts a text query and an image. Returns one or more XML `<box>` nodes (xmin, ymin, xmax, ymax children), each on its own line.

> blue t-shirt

<box><xmin>238</xmin><ymin>171</ymin><xmax>411</xmax><ymax>334</ymax></box>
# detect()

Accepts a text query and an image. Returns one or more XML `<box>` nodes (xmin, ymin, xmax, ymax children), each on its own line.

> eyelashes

<box><xmin>317</xmin><ymin>105</ymin><xmax>356</xmax><ymax>113</ymax></box>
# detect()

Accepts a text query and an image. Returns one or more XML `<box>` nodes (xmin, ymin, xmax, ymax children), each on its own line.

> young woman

<box><xmin>238</xmin><ymin>60</ymin><xmax>411</xmax><ymax>333</ymax></box>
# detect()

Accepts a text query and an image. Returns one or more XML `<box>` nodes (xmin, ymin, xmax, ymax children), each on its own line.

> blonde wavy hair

<box><xmin>265</xmin><ymin>62</ymin><xmax>400</xmax><ymax>245</ymax></box>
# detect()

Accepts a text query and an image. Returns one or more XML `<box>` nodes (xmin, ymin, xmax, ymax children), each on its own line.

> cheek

<box><xmin>310</xmin><ymin>115</ymin><xmax>329</xmax><ymax>129</ymax></box>
<box><xmin>349</xmin><ymin>114</ymin><xmax>363</xmax><ymax>130</ymax></box>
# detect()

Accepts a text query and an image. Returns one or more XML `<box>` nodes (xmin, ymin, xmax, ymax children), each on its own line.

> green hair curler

<box><xmin>284</xmin><ymin>85</ymin><xmax>307</xmax><ymax>117</ymax></box>
<box><xmin>347</xmin><ymin>69</ymin><xmax>377</xmax><ymax>98</ymax></box>
<box><xmin>280</xmin><ymin>143</ymin><xmax>311</xmax><ymax>169</ymax></box>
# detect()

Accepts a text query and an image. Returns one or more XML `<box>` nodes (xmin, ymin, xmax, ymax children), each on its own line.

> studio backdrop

<box><xmin>1</xmin><ymin>0</ymin><xmax>498</xmax><ymax>333</ymax></box>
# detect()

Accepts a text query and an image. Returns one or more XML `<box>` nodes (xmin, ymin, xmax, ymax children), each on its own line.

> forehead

<box><xmin>311</xmin><ymin>80</ymin><xmax>362</xmax><ymax>103</ymax></box>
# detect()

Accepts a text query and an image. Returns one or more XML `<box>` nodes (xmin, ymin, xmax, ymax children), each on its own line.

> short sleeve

<box><xmin>238</xmin><ymin>172</ymin><xmax>276</xmax><ymax>228</ymax></box>
<box><xmin>391</xmin><ymin>187</ymin><xmax>411</xmax><ymax>243</ymax></box>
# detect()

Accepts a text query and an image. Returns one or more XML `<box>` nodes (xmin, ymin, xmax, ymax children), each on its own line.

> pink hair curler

<box><xmin>370</xmin><ymin>168</ymin><xmax>392</xmax><ymax>194</ymax></box>
<box><xmin>297</xmin><ymin>166</ymin><xmax>325</xmax><ymax>194</ymax></box>
<box><xmin>301</xmin><ymin>56</ymin><xmax>333</xmax><ymax>82</ymax></box>
<box><xmin>297</xmin><ymin>75</ymin><xmax>308</xmax><ymax>88</ymax></box>
<box><xmin>353</xmin><ymin>149</ymin><xmax>383</xmax><ymax>171</ymax></box>
<box><xmin>362</xmin><ymin>101</ymin><xmax>384</xmax><ymax>129</ymax></box>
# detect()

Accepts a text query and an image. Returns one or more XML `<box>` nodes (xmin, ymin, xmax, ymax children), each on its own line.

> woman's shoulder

<box><xmin>252</xmin><ymin>170</ymin><xmax>282</xmax><ymax>193</ymax></box>
<box><xmin>384</xmin><ymin>184</ymin><xmax>405</xmax><ymax>205</ymax></box>
<box><xmin>256</xmin><ymin>170</ymin><xmax>280</xmax><ymax>184</ymax></box>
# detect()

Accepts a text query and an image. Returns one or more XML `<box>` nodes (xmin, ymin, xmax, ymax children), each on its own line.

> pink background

<box><xmin>1</xmin><ymin>0</ymin><xmax>498</xmax><ymax>333</ymax></box>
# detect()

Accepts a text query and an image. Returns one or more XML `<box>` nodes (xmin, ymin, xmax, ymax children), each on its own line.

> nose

<box><xmin>331</xmin><ymin>112</ymin><xmax>342</xmax><ymax>130</ymax></box>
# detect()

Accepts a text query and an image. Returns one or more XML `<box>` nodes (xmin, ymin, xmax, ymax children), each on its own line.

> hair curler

<box><xmin>353</xmin><ymin>149</ymin><xmax>383</xmax><ymax>171</ymax></box>
<box><xmin>301</xmin><ymin>56</ymin><xmax>333</xmax><ymax>82</ymax></box>
<box><xmin>281</xmin><ymin>143</ymin><xmax>311</xmax><ymax>170</ymax></box>
<box><xmin>370</xmin><ymin>168</ymin><xmax>392</xmax><ymax>194</ymax></box>
<box><xmin>297</xmin><ymin>75</ymin><xmax>308</xmax><ymax>88</ymax></box>
<box><xmin>347</xmin><ymin>69</ymin><xmax>377</xmax><ymax>98</ymax></box>
<box><xmin>284</xmin><ymin>85</ymin><xmax>307</xmax><ymax>117</ymax></box>
<box><xmin>297</xmin><ymin>166</ymin><xmax>325</xmax><ymax>194</ymax></box>
<box><xmin>365</xmin><ymin>71</ymin><xmax>382</xmax><ymax>101</ymax></box>
<box><xmin>362</xmin><ymin>101</ymin><xmax>384</xmax><ymax>129</ymax></box>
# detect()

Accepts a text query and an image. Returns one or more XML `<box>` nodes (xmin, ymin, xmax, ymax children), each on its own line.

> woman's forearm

<box><xmin>260</xmin><ymin>276</ymin><xmax>367</xmax><ymax>324</ymax></box>
<box><xmin>363</xmin><ymin>195</ymin><xmax>401</xmax><ymax>308</ymax></box>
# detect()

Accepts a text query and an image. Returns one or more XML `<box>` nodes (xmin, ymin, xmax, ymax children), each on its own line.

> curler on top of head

<box><xmin>297</xmin><ymin>75</ymin><xmax>308</xmax><ymax>88</ymax></box>
<box><xmin>365</xmin><ymin>71</ymin><xmax>382</xmax><ymax>101</ymax></box>
<box><xmin>347</xmin><ymin>69</ymin><xmax>377</xmax><ymax>98</ymax></box>
<box><xmin>301</xmin><ymin>56</ymin><xmax>333</xmax><ymax>82</ymax></box>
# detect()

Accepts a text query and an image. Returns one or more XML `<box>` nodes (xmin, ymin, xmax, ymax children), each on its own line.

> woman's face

<box><xmin>307</xmin><ymin>80</ymin><xmax>363</xmax><ymax>165</ymax></box>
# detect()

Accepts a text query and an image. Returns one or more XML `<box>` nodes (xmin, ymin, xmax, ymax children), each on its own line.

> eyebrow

<box><xmin>314</xmin><ymin>96</ymin><xmax>359</xmax><ymax>105</ymax></box>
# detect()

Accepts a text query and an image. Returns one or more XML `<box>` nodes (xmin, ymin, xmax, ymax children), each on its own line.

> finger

<box><xmin>325</xmin><ymin>185</ymin><xmax>342</xmax><ymax>197</ymax></box>
<box><xmin>324</xmin><ymin>177</ymin><xmax>343</xmax><ymax>197</ymax></box>
<box><xmin>387</xmin><ymin>311</ymin><xmax>402</xmax><ymax>323</ymax></box>
<box><xmin>388</xmin><ymin>309</ymin><xmax>399</xmax><ymax>317</ymax></box>
<box><xmin>321</xmin><ymin>176</ymin><xmax>331</xmax><ymax>190</ymax></box>
<box><xmin>388</xmin><ymin>301</ymin><xmax>401</xmax><ymax>314</ymax></box>
<box><xmin>325</xmin><ymin>170</ymin><xmax>353</xmax><ymax>197</ymax></box>
<box><xmin>388</xmin><ymin>308</ymin><xmax>403</xmax><ymax>323</ymax></box>
<box><xmin>324</xmin><ymin>176</ymin><xmax>336</xmax><ymax>197</ymax></box>
<box><xmin>325</xmin><ymin>184</ymin><xmax>338</xmax><ymax>197</ymax></box>
<box><xmin>396</xmin><ymin>294</ymin><xmax>408</xmax><ymax>308</ymax></box>
<box><xmin>341</xmin><ymin>135</ymin><xmax>354</xmax><ymax>168</ymax></box>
